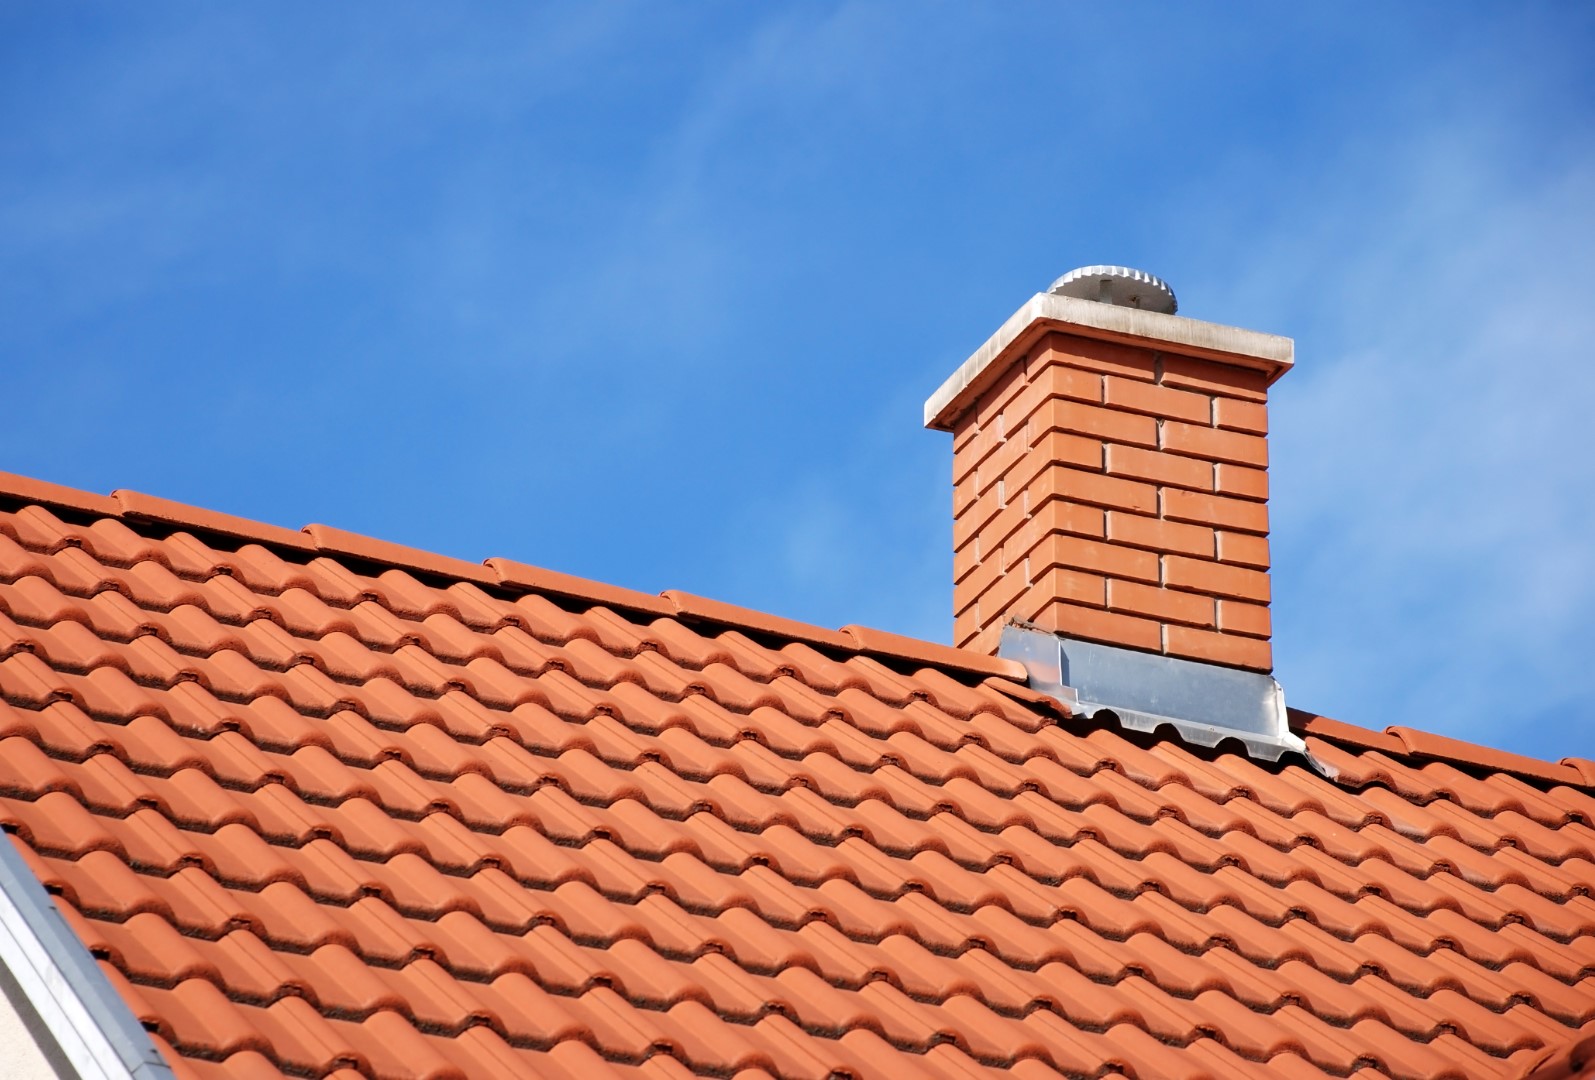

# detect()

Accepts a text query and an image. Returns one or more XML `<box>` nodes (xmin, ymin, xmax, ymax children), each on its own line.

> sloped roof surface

<box><xmin>0</xmin><ymin>471</ymin><xmax>1593</xmax><ymax>1080</ymax></box>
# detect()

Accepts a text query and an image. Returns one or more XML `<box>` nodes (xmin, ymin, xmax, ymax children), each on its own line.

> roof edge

<box><xmin>493</xmin><ymin>558</ymin><xmax>676</xmax><ymax>618</ymax></box>
<box><xmin>664</xmin><ymin>589</ymin><xmax>856</xmax><ymax>652</ymax></box>
<box><xmin>3</xmin><ymin>471</ymin><xmax>1584</xmax><ymax>773</ymax></box>
<box><xmin>0</xmin><ymin>832</ymin><xmax>174</xmax><ymax>1080</ymax></box>
<box><xmin>1288</xmin><ymin>708</ymin><xmax>1591</xmax><ymax>791</ymax></box>
<box><xmin>925</xmin><ymin>293</ymin><xmax>1295</xmax><ymax>431</ymax></box>
<box><xmin>0</xmin><ymin>471</ymin><xmax>1021</xmax><ymax>684</ymax></box>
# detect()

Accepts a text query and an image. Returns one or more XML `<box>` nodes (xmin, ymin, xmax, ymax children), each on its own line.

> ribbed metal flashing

<box><xmin>0</xmin><ymin>831</ymin><xmax>174</xmax><ymax>1080</ymax></box>
<box><xmin>999</xmin><ymin>624</ymin><xmax>1319</xmax><ymax>765</ymax></box>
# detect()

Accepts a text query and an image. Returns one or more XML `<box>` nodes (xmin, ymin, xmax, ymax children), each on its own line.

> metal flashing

<box><xmin>925</xmin><ymin>291</ymin><xmax>1294</xmax><ymax>431</ymax></box>
<box><xmin>0</xmin><ymin>833</ymin><xmax>173</xmax><ymax>1080</ymax></box>
<box><xmin>999</xmin><ymin>625</ymin><xmax>1312</xmax><ymax>763</ymax></box>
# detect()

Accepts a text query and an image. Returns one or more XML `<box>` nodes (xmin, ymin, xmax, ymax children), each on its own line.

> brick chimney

<box><xmin>925</xmin><ymin>267</ymin><xmax>1292</xmax><ymax>672</ymax></box>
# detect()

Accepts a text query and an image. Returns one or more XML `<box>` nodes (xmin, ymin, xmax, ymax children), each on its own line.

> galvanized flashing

<box><xmin>0</xmin><ymin>832</ymin><xmax>173</xmax><ymax>1080</ymax></box>
<box><xmin>999</xmin><ymin>625</ymin><xmax>1313</xmax><ymax>763</ymax></box>
<box><xmin>924</xmin><ymin>292</ymin><xmax>1294</xmax><ymax>431</ymax></box>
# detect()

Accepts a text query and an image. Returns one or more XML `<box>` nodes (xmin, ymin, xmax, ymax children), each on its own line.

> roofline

<box><xmin>0</xmin><ymin>471</ymin><xmax>1023</xmax><ymax>683</ymax></box>
<box><xmin>1288</xmin><ymin>709</ymin><xmax>1595</xmax><ymax>788</ymax></box>
<box><xmin>0</xmin><ymin>833</ymin><xmax>174</xmax><ymax>1080</ymax></box>
<box><xmin>3</xmin><ymin>469</ymin><xmax>1587</xmax><ymax>792</ymax></box>
<box><xmin>924</xmin><ymin>292</ymin><xmax>1295</xmax><ymax>431</ymax></box>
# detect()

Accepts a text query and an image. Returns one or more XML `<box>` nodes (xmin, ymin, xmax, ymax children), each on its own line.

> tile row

<box><xmin>2</xmin><ymin>698</ymin><xmax>1592</xmax><ymax>934</ymax></box>
<box><xmin>17</xmin><ymin>805</ymin><xmax>1595</xmax><ymax>1025</ymax></box>
<box><xmin>0</xmin><ymin>493</ymin><xmax>1027</xmax><ymax>684</ymax></box>
<box><xmin>4</xmin><ymin>651</ymin><xmax>1591</xmax><ymax>883</ymax></box>
<box><xmin>4</xmin><ymin>549</ymin><xmax>1590</xmax><ymax>834</ymax></box>
<box><xmin>67</xmin><ymin>893</ymin><xmax>1589</xmax><ymax>1065</ymax></box>
<box><xmin>0</xmin><ymin>573</ymin><xmax>1013</xmax><ymax>724</ymax></box>
<box><xmin>125</xmin><ymin>979</ymin><xmax>1299</xmax><ymax>1080</ymax></box>
<box><xmin>0</xmin><ymin>532</ymin><xmax>1010</xmax><ymax>714</ymax></box>
<box><xmin>86</xmin><ymin>914</ymin><xmax>1550</xmax><ymax>1080</ymax></box>
<box><xmin>5</xmin><ymin>760</ymin><xmax>1594</xmax><ymax>992</ymax></box>
<box><xmin>5</xmin><ymin>498</ymin><xmax>1589</xmax><ymax>797</ymax></box>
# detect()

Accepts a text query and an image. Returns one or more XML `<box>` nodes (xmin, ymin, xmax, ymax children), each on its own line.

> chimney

<box><xmin>925</xmin><ymin>266</ymin><xmax>1293</xmax><ymax>673</ymax></box>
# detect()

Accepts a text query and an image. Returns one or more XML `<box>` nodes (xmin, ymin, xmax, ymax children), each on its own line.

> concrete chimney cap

<box><xmin>1049</xmin><ymin>265</ymin><xmax>1177</xmax><ymax>315</ymax></box>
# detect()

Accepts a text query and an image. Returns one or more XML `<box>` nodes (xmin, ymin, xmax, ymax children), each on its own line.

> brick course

<box><xmin>949</xmin><ymin>329</ymin><xmax>1276</xmax><ymax>671</ymax></box>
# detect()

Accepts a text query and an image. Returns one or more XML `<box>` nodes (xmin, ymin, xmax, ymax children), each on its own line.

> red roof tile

<box><xmin>1</xmin><ymin>471</ymin><xmax>1593</xmax><ymax>1079</ymax></box>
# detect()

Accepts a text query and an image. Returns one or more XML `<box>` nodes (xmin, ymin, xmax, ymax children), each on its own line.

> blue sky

<box><xmin>2</xmin><ymin>4</ymin><xmax>1592</xmax><ymax>761</ymax></box>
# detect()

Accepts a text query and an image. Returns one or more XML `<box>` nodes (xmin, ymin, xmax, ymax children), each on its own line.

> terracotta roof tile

<box><xmin>0</xmin><ymin>473</ymin><xmax>1593</xmax><ymax>1077</ymax></box>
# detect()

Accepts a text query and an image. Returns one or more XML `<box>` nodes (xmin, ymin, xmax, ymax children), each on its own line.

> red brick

<box><xmin>953</xmin><ymin>539</ymin><xmax>981</xmax><ymax>584</ymax></box>
<box><xmin>1034</xmin><ymin>566</ymin><xmax>1109</xmax><ymax>610</ymax></box>
<box><xmin>1012</xmin><ymin>567</ymin><xmax>1108</xmax><ymax>621</ymax></box>
<box><xmin>1214</xmin><ymin>463</ymin><xmax>1269</xmax><ymax>501</ymax></box>
<box><xmin>1214</xmin><ymin>397</ymin><xmax>1268</xmax><ymax>434</ymax></box>
<box><xmin>973</xmin><ymin>372</ymin><xmax>1098</xmax><ymax>449</ymax></box>
<box><xmin>1161</xmin><ymin>421</ymin><xmax>1269</xmax><ymax>468</ymax></box>
<box><xmin>1105</xmin><ymin>443</ymin><xmax>1214</xmax><ymax>492</ymax></box>
<box><xmin>953</xmin><ymin>486</ymin><xmax>1003</xmax><ymax>550</ymax></box>
<box><xmin>998</xmin><ymin>430</ymin><xmax>1103</xmax><ymax>496</ymax></box>
<box><xmin>964</xmin><ymin>551</ymin><xmax>1110</xmax><ymax>634</ymax></box>
<box><xmin>962</xmin><ymin>495</ymin><xmax>1030</xmax><ymax>561</ymax></box>
<box><xmin>967</xmin><ymin>552</ymin><xmax>1035</xmax><ymax>624</ymax></box>
<box><xmin>1033</xmin><ymin>599</ymin><xmax>1163</xmax><ymax>652</ymax></box>
<box><xmin>1030</xmin><ymin>465</ymin><xmax>1157</xmax><ymax>516</ymax></box>
<box><xmin>1160</xmin><ymin>355</ymin><xmax>1269</xmax><ymax>402</ymax></box>
<box><xmin>972</xmin><ymin>361</ymin><xmax>1029</xmax><ymax>428</ymax></box>
<box><xmin>1032</xmin><ymin>534</ymin><xmax>1159</xmax><ymax>584</ymax></box>
<box><xmin>1162</xmin><ymin>488</ymin><xmax>1269</xmax><ymax>534</ymax></box>
<box><xmin>954</xmin><ymin>552</ymin><xmax>1005</xmax><ymax>617</ymax></box>
<box><xmin>1217</xmin><ymin>531</ymin><xmax>1270</xmax><ymax>569</ymax></box>
<box><xmin>1165</xmin><ymin>624</ymin><xmax>1272</xmax><ymax>671</ymax></box>
<box><xmin>1107</xmin><ymin>579</ymin><xmax>1216</xmax><ymax>628</ymax></box>
<box><xmin>1028</xmin><ymin>430</ymin><xmax>1105</xmax><ymax>476</ymax></box>
<box><xmin>962</xmin><ymin>622</ymin><xmax>1004</xmax><ymax>656</ymax></box>
<box><xmin>985</xmin><ymin>428</ymin><xmax>1102</xmax><ymax>500</ymax></box>
<box><xmin>953</xmin><ymin>423</ymin><xmax>1001</xmax><ymax>484</ymax></box>
<box><xmin>954</xmin><ymin>606</ymin><xmax>983</xmax><ymax>648</ymax></box>
<box><xmin>957</xmin><ymin>490</ymin><xmax>1106</xmax><ymax>574</ymax></box>
<box><xmin>1105</xmin><ymin>512</ymin><xmax>1216</xmax><ymax>559</ymax></box>
<box><xmin>1102</xmin><ymin>376</ymin><xmax>1212</xmax><ymax>424</ymax></box>
<box><xmin>1164</xmin><ymin>555</ymin><xmax>1271</xmax><ymax>603</ymax></box>
<box><xmin>952</xmin><ymin>416</ymin><xmax>980</xmax><ymax>453</ymax></box>
<box><xmin>953</xmin><ymin>475</ymin><xmax>977</xmax><ymax>517</ymax></box>
<box><xmin>972</xmin><ymin>430</ymin><xmax>1036</xmax><ymax>498</ymax></box>
<box><xmin>1005</xmin><ymin>500</ymin><xmax>1107</xmax><ymax>563</ymax></box>
<box><xmin>994</xmin><ymin>363</ymin><xmax>1104</xmax><ymax>432</ymax></box>
<box><xmin>1031</xmin><ymin>399</ymin><xmax>1157</xmax><ymax>449</ymax></box>
<box><xmin>1218</xmin><ymin>599</ymin><xmax>1272</xmax><ymax>638</ymax></box>
<box><xmin>1034</xmin><ymin>332</ymin><xmax>1157</xmax><ymax>382</ymax></box>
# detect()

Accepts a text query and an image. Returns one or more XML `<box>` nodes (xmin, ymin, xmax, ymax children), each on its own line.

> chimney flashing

<box><xmin>925</xmin><ymin>292</ymin><xmax>1294</xmax><ymax>432</ymax></box>
<box><xmin>999</xmin><ymin>624</ymin><xmax>1316</xmax><ymax>764</ymax></box>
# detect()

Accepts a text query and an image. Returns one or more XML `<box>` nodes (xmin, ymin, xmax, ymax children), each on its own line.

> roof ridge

<box><xmin>6</xmin><ymin>470</ymin><xmax>1582</xmax><ymax>789</ymax></box>
<box><xmin>1289</xmin><ymin>708</ymin><xmax>1592</xmax><ymax>793</ymax></box>
<box><xmin>0</xmin><ymin>470</ymin><xmax>1023</xmax><ymax>684</ymax></box>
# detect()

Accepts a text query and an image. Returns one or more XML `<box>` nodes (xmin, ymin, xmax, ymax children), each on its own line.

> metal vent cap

<box><xmin>1049</xmin><ymin>265</ymin><xmax>1177</xmax><ymax>315</ymax></box>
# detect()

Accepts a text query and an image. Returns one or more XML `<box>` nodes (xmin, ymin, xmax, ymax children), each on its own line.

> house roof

<box><xmin>0</xmin><ymin>469</ymin><xmax>1592</xmax><ymax>1080</ymax></box>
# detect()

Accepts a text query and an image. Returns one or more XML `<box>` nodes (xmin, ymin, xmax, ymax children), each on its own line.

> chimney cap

<box><xmin>1049</xmin><ymin>265</ymin><xmax>1177</xmax><ymax>315</ymax></box>
<box><xmin>924</xmin><ymin>290</ymin><xmax>1292</xmax><ymax>432</ymax></box>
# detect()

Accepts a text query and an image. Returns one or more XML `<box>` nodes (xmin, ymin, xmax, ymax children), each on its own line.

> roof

<box><xmin>0</xmin><ymin>469</ymin><xmax>1593</xmax><ymax>1080</ymax></box>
